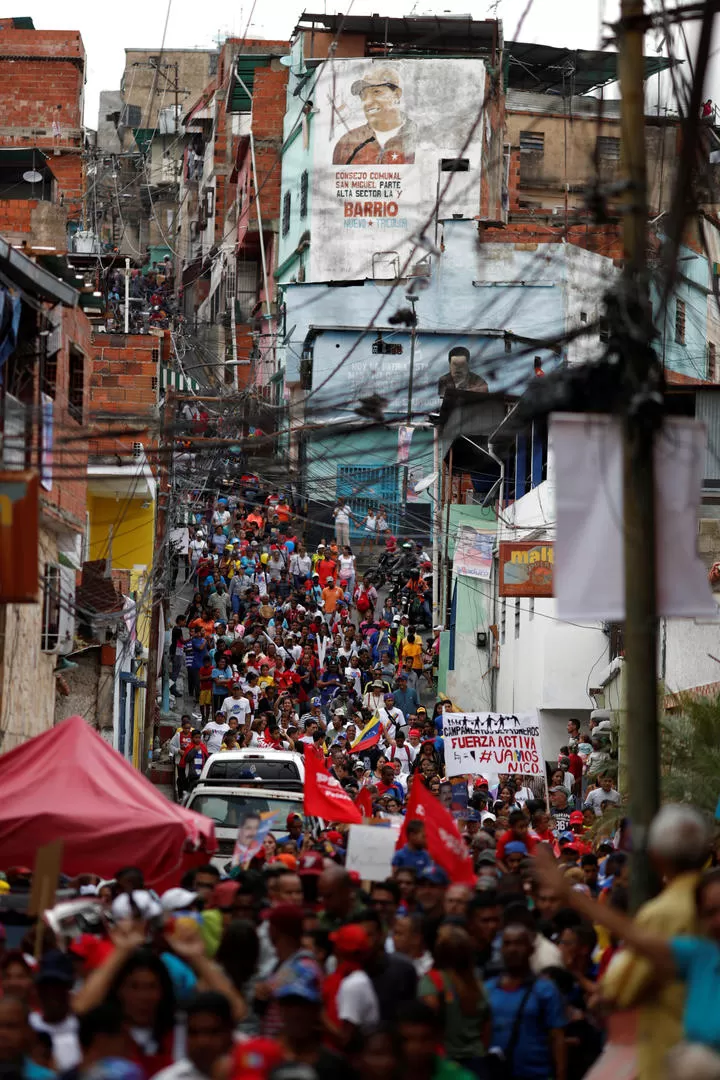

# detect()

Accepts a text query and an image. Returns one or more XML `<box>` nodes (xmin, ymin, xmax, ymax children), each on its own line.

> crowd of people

<box><xmin>100</xmin><ymin>258</ymin><xmax>179</xmax><ymax>334</ymax></box>
<box><xmin>6</xmin><ymin>483</ymin><xmax>720</xmax><ymax>1080</ymax></box>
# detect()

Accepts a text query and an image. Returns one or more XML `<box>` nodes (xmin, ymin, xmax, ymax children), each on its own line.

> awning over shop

<box><xmin>161</xmin><ymin>364</ymin><xmax>201</xmax><ymax>394</ymax></box>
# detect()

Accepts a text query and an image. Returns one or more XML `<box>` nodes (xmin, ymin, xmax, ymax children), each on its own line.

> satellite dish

<box><xmin>23</xmin><ymin>169</ymin><xmax>43</xmax><ymax>183</ymax></box>
<box><xmin>279</xmin><ymin>55</ymin><xmax>294</xmax><ymax>67</ymax></box>
<box><xmin>414</xmin><ymin>471</ymin><xmax>438</xmax><ymax>494</ymax></box>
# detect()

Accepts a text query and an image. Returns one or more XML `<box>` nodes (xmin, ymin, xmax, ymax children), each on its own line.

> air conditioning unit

<box><xmin>42</xmin><ymin>563</ymin><xmax>76</xmax><ymax>655</ymax></box>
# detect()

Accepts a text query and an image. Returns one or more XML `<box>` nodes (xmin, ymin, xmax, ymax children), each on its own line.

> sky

<box><xmin>22</xmin><ymin>0</ymin><xmax>618</xmax><ymax>127</ymax></box>
<box><xmin>21</xmin><ymin>0</ymin><xmax>720</xmax><ymax>128</ymax></box>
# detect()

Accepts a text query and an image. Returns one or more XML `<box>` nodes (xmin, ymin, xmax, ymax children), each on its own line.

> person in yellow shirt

<box><xmin>598</xmin><ymin>804</ymin><xmax>710</xmax><ymax>1080</ymax></box>
<box><xmin>400</xmin><ymin>630</ymin><xmax>423</xmax><ymax>671</ymax></box>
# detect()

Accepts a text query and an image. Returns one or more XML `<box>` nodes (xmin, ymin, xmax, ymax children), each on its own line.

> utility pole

<box><xmin>144</xmin><ymin>389</ymin><xmax>172</xmax><ymax>773</ymax></box>
<box><xmin>124</xmin><ymin>257</ymin><xmax>130</xmax><ymax>334</ymax></box>
<box><xmin>617</xmin><ymin>0</ymin><xmax>662</xmax><ymax>909</ymax></box>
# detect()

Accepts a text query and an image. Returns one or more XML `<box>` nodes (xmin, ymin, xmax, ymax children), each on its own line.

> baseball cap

<box><xmin>418</xmin><ymin>865</ymin><xmax>449</xmax><ymax>886</ymax></box>
<box><xmin>473</xmin><ymin>776</ymin><xmax>489</xmax><ymax>787</ymax></box>
<box><xmin>569</xmin><ymin>810</ymin><xmax>585</xmax><ymax>825</ymax></box>
<box><xmin>286</xmin><ymin>812</ymin><xmax>303</xmax><ymax>828</ymax></box>
<box><xmin>36</xmin><ymin>950</ymin><xmax>74</xmax><ymax>985</ymax></box>
<box><xmin>297</xmin><ymin>852</ymin><xmax>325</xmax><ymax>876</ymax></box>
<box><xmin>550</xmin><ymin>785</ymin><xmax>567</xmax><ymax>793</ymax></box>
<box><xmin>272</xmin><ymin>954</ymin><xmax>323</xmax><ymax>1005</ymax></box>
<box><xmin>476</xmin><ymin>851</ymin><xmax>498</xmax><ymax>866</ymax></box>
<box><xmin>559</xmin><ymin>831</ymin><xmax>576</xmax><ymax>845</ymax></box>
<box><xmin>372</xmin><ymin>679</ymin><xmax>384</xmax><ymax>688</ymax></box>
<box><xmin>416</xmin><ymin>706</ymin><xmax>427</xmax><ymax>715</ymax></box>
<box><xmin>329</xmin><ymin>924</ymin><xmax>372</xmax><ymax>957</ymax></box>
<box><xmin>111</xmin><ymin>890</ymin><xmax>163</xmax><ymax>922</ymax></box>
<box><xmin>504</xmin><ymin>841</ymin><xmax>528</xmax><ymax>856</ymax></box>
<box><xmin>160</xmin><ymin>888</ymin><xmax>198</xmax><ymax>912</ymax></box>
<box><xmin>211</xmin><ymin>881</ymin><xmax>241</xmax><ymax>910</ymax></box>
<box><xmin>311</xmin><ymin>696</ymin><xmax>322</xmax><ymax>706</ymax></box>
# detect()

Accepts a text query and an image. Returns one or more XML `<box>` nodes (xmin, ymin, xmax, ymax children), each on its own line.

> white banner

<box><xmin>443</xmin><ymin>712</ymin><xmax>543</xmax><ymax>779</ymax></box>
<box><xmin>552</xmin><ymin>413</ymin><xmax>716</xmax><ymax>619</ymax></box>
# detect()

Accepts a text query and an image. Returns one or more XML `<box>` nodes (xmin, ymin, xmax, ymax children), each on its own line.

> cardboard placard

<box><xmin>345</xmin><ymin>823</ymin><xmax>399</xmax><ymax>882</ymax></box>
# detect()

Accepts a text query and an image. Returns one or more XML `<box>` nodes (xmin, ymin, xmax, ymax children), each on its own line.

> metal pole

<box><xmin>406</xmin><ymin>297</ymin><xmax>417</xmax><ymax>425</ymax></box>
<box><xmin>144</xmin><ymin>390</ymin><xmax>171</xmax><ymax>773</ymax></box>
<box><xmin>432</xmin><ymin>424</ymin><xmax>441</xmax><ymax>625</ymax></box>
<box><xmin>124</xmin><ymin>257</ymin><xmax>130</xmax><ymax>334</ymax></box>
<box><xmin>618</xmin><ymin>0</ymin><xmax>661</xmax><ymax>909</ymax></box>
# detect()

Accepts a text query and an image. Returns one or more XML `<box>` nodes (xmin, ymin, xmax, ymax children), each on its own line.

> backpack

<box><xmin>356</xmin><ymin>589</ymin><xmax>371</xmax><ymax>613</ymax></box>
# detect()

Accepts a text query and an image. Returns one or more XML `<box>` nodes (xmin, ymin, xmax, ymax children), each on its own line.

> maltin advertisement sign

<box><xmin>498</xmin><ymin>541</ymin><xmax>554</xmax><ymax>598</ymax></box>
<box><xmin>310</xmin><ymin>57</ymin><xmax>486</xmax><ymax>282</ymax></box>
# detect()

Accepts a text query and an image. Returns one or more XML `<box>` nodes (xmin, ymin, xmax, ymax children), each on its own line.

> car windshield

<box><xmin>188</xmin><ymin>792</ymin><xmax>303</xmax><ymax>829</ymax></box>
<box><xmin>206</xmin><ymin>759</ymin><xmax>301</xmax><ymax>782</ymax></box>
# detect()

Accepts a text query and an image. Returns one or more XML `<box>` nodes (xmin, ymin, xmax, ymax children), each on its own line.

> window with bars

<box><xmin>675</xmin><ymin>299</ymin><xmax>686</xmax><ymax>345</ymax></box>
<box><xmin>336</xmin><ymin>464</ymin><xmax>400</xmax><ymax>535</ymax></box>
<box><xmin>300</xmin><ymin>170</ymin><xmax>308</xmax><ymax>218</ymax></box>
<box><xmin>514</xmin><ymin>597</ymin><xmax>521</xmax><ymax>639</ymax></box>
<box><xmin>520</xmin><ymin>131</ymin><xmax>544</xmax><ymax>154</ymax></box>
<box><xmin>68</xmin><ymin>346</ymin><xmax>84</xmax><ymax>423</ymax></box>
<box><xmin>596</xmin><ymin>135</ymin><xmax>621</xmax><ymax>160</ymax></box>
<box><xmin>709</xmin><ymin>341</ymin><xmax>718</xmax><ymax>381</ymax></box>
<box><xmin>519</xmin><ymin>130</ymin><xmax>544</xmax><ymax>185</ymax></box>
<box><xmin>500</xmin><ymin>599</ymin><xmax>506</xmax><ymax>645</ymax></box>
<box><xmin>282</xmin><ymin>190</ymin><xmax>291</xmax><ymax>237</ymax></box>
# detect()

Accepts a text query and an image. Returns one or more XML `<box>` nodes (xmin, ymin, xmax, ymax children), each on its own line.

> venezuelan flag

<box><xmin>351</xmin><ymin>715</ymin><xmax>382</xmax><ymax>754</ymax></box>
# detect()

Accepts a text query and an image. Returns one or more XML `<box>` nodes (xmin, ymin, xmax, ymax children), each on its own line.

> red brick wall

<box><xmin>0</xmin><ymin>27</ymin><xmax>85</xmax><ymax>221</ymax></box>
<box><xmin>88</xmin><ymin>333</ymin><xmax>161</xmax><ymax>460</ymax></box>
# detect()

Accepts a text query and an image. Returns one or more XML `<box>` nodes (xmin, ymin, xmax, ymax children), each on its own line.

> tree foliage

<box><xmin>661</xmin><ymin>694</ymin><xmax>720</xmax><ymax>815</ymax></box>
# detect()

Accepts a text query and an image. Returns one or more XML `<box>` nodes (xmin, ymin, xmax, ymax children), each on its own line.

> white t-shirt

<box><xmin>338</xmin><ymin>554</ymin><xmax>355</xmax><ymax>580</ymax></box>
<box><xmin>221</xmin><ymin>696</ymin><xmax>252</xmax><ymax>724</ymax></box>
<box><xmin>212</xmin><ymin>509</ymin><xmax>231</xmax><ymax>528</ymax></box>
<box><xmin>188</xmin><ymin>539</ymin><xmax>204</xmax><ymax>564</ymax></box>
<box><xmin>30</xmin><ymin>1013</ymin><xmax>81</xmax><ymax>1071</ymax></box>
<box><xmin>389</xmin><ymin>741</ymin><xmax>417</xmax><ymax>775</ymax></box>
<box><xmin>336</xmin><ymin>970</ymin><xmax>380</xmax><ymax>1033</ymax></box>
<box><xmin>364</xmin><ymin>513</ymin><xmax>377</xmax><ymax>533</ymax></box>
<box><xmin>202</xmin><ymin>720</ymin><xmax>229</xmax><ymax>754</ymax></box>
<box><xmin>374</xmin><ymin>122</ymin><xmax>403</xmax><ymax>147</ymax></box>
<box><xmin>335</xmin><ymin>506</ymin><xmax>351</xmax><ymax>525</ymax></box>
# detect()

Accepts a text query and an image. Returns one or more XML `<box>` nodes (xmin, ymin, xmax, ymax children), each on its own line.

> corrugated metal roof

<box><xmin>504</xmin><ymin>41</ymin><xmax>674</xmax><ymax>95</ymax></box>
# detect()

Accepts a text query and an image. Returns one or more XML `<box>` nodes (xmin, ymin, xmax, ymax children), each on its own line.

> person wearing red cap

<box><xmin>276</xmin><ymin>813</ymin><xmax>304</xmax><ymax>852</ymax></box>
<box><xmin>323</xmin><ymin>924</ymin><xmax>379</xmax><ymax>1049</ymax></box>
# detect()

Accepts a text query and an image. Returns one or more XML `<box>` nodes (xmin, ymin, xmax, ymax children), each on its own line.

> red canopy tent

<box><xmin>0</xmin><ymin>715</ymin><xmax>216</xmax><ymax>889</ymax></box>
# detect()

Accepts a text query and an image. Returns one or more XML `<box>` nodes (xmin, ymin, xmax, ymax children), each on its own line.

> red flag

<box><xmin>354</xmin><ymin>786</ymin><xmax>373</xmax><ymax>819</ymax></box>
<box><xmin>304</xmin><ymin>753</ymin><xmax>363</xmax><ymax>824</ymax></box>
<box><xmin>398</xmin><ymin>777</ymin><xmax>475</xmax><ymax>886</ymax></box>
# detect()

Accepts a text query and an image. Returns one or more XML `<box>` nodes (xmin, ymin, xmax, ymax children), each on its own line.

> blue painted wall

<box><xmin>651</xmin><ymin>243</ymin><xmax>710</xmax><ymax>380</ymax></box>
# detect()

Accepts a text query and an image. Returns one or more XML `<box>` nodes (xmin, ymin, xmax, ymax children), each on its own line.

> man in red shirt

<box><xmin>316</xmin><ymin>554</ymin><xmax>337</xmax><ymax>588</ymax></box>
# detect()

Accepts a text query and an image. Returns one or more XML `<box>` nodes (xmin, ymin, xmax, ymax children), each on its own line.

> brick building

<box><xmin>178</xmin><ymin>38</ymin><xmax>288</xmax><ymax>390</ymax></box>
<box><xmin>0</xmin><ymin>240</ymin><xmax>91</xmax><ymax>748</ymax></box>
<box><xmin>0</xmin><ymin>16</ymin><xmax>85</xmax><ymax>252</ymax></box>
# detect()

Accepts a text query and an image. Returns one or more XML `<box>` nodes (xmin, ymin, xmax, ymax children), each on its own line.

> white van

<box><xmin>198</xmin><ymin>749</ymin><xmax>305</xmax><ymax>790</ymax></box>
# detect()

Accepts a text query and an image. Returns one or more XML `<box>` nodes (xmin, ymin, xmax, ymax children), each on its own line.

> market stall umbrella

<box><xmin>0</xmin><ymin>715</ymin><xmax>216</xmax><ymax>889</ymax></box>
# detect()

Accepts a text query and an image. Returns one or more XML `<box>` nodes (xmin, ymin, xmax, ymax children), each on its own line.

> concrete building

<box><xmin>93</xmin><ymin>48</ymin><xmax>219</xmax><ymax>263</ymax></box>
<box><xmin>177</xmin><ymin>38</ymin><xmax>288</xmax><ymax>392</ymax></box>
<box><xmin>0</xmin><ymin>16</ymin><xmax>86</xmax><ymax>252</ymax></box>
<box><xmin>273</xmin><ymin>20</ymin><xmax>688</xmax><ymax>536</ymax></box>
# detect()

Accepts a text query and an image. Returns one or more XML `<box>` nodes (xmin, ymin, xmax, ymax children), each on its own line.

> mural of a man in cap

<box><xmin>333</xmin><ymin>65</ymin><xmax>417</xmax><ymax>165</ymax></box>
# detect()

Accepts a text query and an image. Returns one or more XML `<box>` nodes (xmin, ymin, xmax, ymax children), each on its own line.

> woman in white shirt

<box><xmin>337</xmin><ymin>546</ymin><xmax>356</xmax><ymax>599</ymax></box>
<box><xmin>360</xmin><ymin>508</ymin><xmax>377</xmax><ymax>554</ymax></box>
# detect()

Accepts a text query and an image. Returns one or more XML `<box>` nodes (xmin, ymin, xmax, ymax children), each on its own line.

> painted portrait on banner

<box><xmin>311</xmin><ymin>57</ymin><xmax>486</xmax><ymax>283</ymax></box>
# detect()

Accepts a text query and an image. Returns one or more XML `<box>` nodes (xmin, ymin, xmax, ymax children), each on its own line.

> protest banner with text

<box><xmin>443</xmin><ymin>712</ymin><xmax>543</xmax><ymax>780</ymax></box>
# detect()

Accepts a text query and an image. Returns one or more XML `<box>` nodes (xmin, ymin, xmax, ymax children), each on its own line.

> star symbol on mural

<box><xmin>390</xmin><ymin>153</ymin><xmax>399</xmax><ymax>161</ymax></box>
<box><xmin>368</xmin><ymin>221</ymin><xmax>374</xmax><ymax>226</ymax></box>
